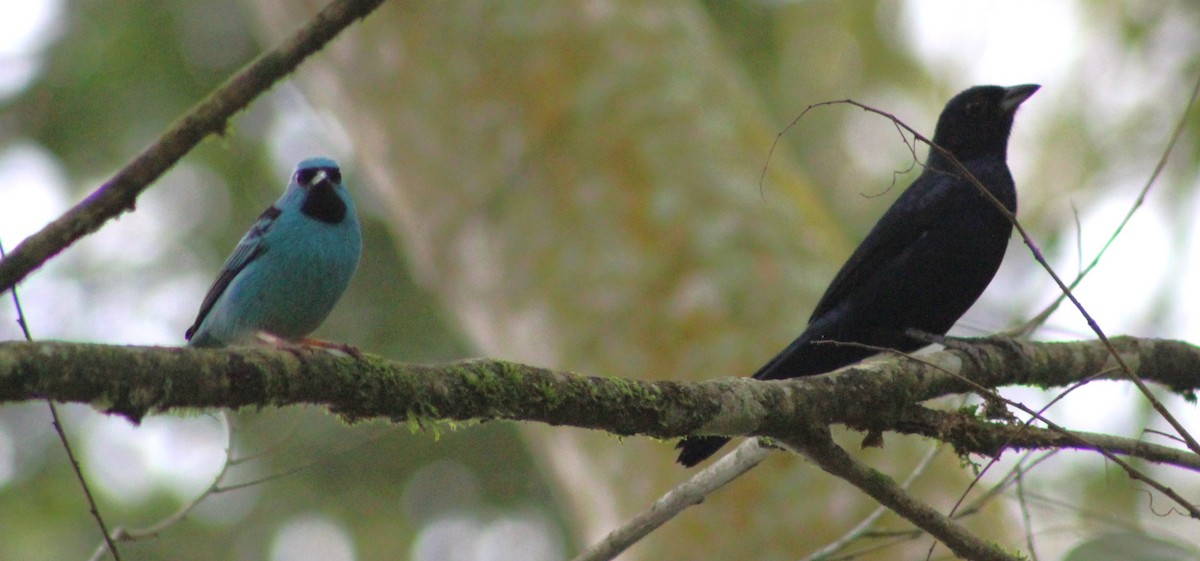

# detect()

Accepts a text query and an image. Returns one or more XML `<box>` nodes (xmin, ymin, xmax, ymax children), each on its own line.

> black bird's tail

<box><xmin>673</xmin><ymin>331</ymin><xmax>820</xmax><ymax>467</ymax></box>
<box><xmin>673</xmin><ymin>325</ymin><xmax>885</xmax><ymax>467</ymax></box>
<box><xmin>676</xmin><ymin>436</ymin><xmax>730</xmax><ymax>467</ymax></box>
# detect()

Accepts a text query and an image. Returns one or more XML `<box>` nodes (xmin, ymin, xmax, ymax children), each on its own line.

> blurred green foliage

<box><xmin>3</xmin><ymin>1</ymin><xmax>553</xmax><ymax>559</ymax></box>
<box><xmin>2</xmin><ymin>1</ymin><xmax>1200</xmax><ymax>560</ymax></box>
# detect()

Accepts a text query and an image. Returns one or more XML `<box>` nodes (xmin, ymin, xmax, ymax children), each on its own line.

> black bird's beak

<box><xmin>1001</xmin><ymin>84</ymin><xmax>1040</xmax><ymax>113</ymax></box>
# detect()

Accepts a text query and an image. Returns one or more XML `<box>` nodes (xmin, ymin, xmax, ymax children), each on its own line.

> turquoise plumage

<box><xmin>186</xmin><ymin>157</ymin><xmax>362</xmax><ymax>348</ymax></box>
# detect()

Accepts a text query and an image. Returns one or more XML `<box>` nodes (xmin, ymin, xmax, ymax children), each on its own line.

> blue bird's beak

<box><xmin>307</xmin><ymin>169</ymin><xmax>329</xmax><ymax>188</ymax></box>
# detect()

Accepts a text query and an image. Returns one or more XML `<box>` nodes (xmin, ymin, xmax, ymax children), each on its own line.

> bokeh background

<box><xmin>2</xmin><ymin>1</ymin><xmax>1200</xmax><ymax>560</ymax></box>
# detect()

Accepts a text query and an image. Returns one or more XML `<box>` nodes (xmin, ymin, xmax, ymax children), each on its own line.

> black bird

<box><xmin>676</xmin><ymin>84</ymin><xmax>1039</xmax><ymax>467</ymax></box>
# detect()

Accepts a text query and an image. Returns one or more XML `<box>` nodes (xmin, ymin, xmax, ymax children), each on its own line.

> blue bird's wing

<box><xmin>185</xmin><ymin>205</ymin><xmax>281</xmax><ymax>341</ymax></box>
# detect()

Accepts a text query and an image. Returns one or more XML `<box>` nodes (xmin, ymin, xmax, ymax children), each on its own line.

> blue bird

<box><xmin>185</xmin><ymin>157</ymin><xmax>362</xmax><ymax>348</ymax></box>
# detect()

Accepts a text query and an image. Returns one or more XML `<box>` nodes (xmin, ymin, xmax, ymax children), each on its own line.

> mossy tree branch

<box><xmin>779</xmin><ymin>428</ymin><xmax>1023</xmax><ymax>561</ymax></box>
<box><xmin>1</xmin><ymin>337</ymin><xmax>1197</xmax><ymax>460</ymax></box>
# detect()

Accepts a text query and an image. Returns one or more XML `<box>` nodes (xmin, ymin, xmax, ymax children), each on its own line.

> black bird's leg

<box><xmin>902</xmin><ymin>328</ymin><xmax>991</xmax><ymax>367</ymax></box>
<box><xmin>904</xmin><ymin>328</ymin><xmax>1025</xmax><ymax>361</ymax></box>
<box><xmin>904</xmin><ymin>329</ymin><xmax>1020</xmax><ymax>420</ymax></box>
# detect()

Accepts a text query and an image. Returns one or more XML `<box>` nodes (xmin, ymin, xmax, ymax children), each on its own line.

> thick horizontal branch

<box><xmin>1</xmin><ymin>337</ymin><xmax>1197</xmax><ymax>448</ymax></box>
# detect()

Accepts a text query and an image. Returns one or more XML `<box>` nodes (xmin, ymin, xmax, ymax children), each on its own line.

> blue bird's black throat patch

<box><xmin>301</xmin><ymin>182</ymin><xmax>347</xmax><ymax>224</ymax></box>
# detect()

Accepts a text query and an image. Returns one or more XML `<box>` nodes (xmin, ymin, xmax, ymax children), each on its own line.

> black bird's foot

<box><xmin>905</xmin><ymin>330</ymin><xmax>1024</xmax><ymax>420</ymax></box>
<box><xmin>904</xmin><ymin>328</ymin><xmax>936</xmax><ymax>345</ymax></box>
<box><xmin>904</xmin><ymin>329</ymin><xmax>992</xmax><ymax>366</ymax></box>
<box><xmin>904</xmin><ymin>328</ymin><xmax>969</xmax><ymax>348</ymax></box>
<box><xmin>981</xmin><ymin>397</ymin><xmax>1016</xmax><ymax>422</ymax></box>
<box><xmin>860</xmin><ymin>429</ymin><xmax>884</xmax><ymax>449</ymax></box>
<box><xmin>950</xmin><ymin>334</ymin><xmax>1027</xmax><ymax>362</ymax></box>
<box><xmin>904</xmin><ymin>329</ymin><xmax>1024</xmax><ymax>364</ymax></box>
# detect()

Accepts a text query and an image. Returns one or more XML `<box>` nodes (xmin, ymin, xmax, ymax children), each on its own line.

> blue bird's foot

<box><xmin>253</xmin><ymin>331</ymin><xmax>362</xmax><ymax>359</ymax></box>
<box><xmin>299</xmin><ymin>337</ymin><xmax>365</xmax><ymax>360</ymax></box>
<box><xmin>254</xmin><ymin>331</ymin><xmax>316</xmax><ymax>359</ymax></box>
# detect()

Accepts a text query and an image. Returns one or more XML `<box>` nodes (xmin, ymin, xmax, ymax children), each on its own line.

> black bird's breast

<box><xmin>844</xmin><ymin>158</ymin><xmax>1016</xmax><ymax>339</ymax></box>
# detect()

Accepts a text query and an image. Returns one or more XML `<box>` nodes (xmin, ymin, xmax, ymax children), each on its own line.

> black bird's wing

<box><xmin>746</xmin><ymin>171</ymin><xmax>963</xmax><ymax>384</ymax></box>
<box><xmin>675</xmin><ymin>175</ymin><xmax>961</xmax><ymax>466</ymax></box>
<box><xmin>185</xmin><ymin>206</ymin><xmax>280</xmax><ymax>341</ymax></box>
<box><xmin>677</xmin><ymin>172</ymin><xmax>973</xmax><ymax>466</ymax></box>
<box><xmin>807</xmin><ymin>171</ymin><xmax>957</xmax><ymax>324</ymax></box>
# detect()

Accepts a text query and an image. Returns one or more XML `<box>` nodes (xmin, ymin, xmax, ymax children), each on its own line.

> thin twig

<box><xmin>885</xmin><ymin>344</ymin><xmax>1200</xmax><ymax>519</ymax></box>
<box><xmin>779</xmin><ymin>430</ymin><xmax>1023</xmax><ymax>561</ymax></box>
<box><xmin>49</xmin><ymin>404</ymin><xmax>122</xmax><ymax>561</ymax></box>
<box><xmin>956</xmin><ymin>451</ymin><xmax>1059</xmax><ymax>519</ymax></box>
<box><xmin>217</xmin><ymin>425</ymin><xmax>395</xmax><ymax>493</ymax></box>
<box><xmin>85</xmin><ymin>414</ymin><xmax>397</xmax><ymax>558</ymax></box>
<box><xmin>831</xmin><ymin>452</ymin><xmax>1060</xmax><ymax>560</ymax></box>
<box><xmin>1015</xmin><ymin>72</ymin><xmax>1200</xmax><ymax>336</ymax></box>
<box><xmin>897</xmin><ymin>408</ymin><xmax>1200</xmax><ymax>472</ymax></box>
<box><xmin>0</xmin><ymin>238</ymin><xmax>121</xmax><ymax>561</ymax></box>
<box><xmin>0</xmin><ymin>0</ymin><xmax>387</xmax><ymax>295</ymax></box>
<box><xmin>798</xmin><ymin>442</ymin><xmax>942</xmax><ymax>561</ymax></box>
<box><xmin>821</xmin><ymin>338</ymin><xmax>1200</xmax><ymax>525</ymax></box>
<box><xmin>1015</xmin><ymin>463</ymin><xmax>1040</xmax><ymax>561</ymax></box>
<box><xmin>570</xmin><ymin>440</ymin><xmax>770</xmax><ymax>561</ymax></box>
<box><xmin>87</xmin><ymin>412</ymin><xmax>235</xmax><ymax>561</ymax></box>
<box><xmin>939</xmin><ymin>368</ymin><xmax>1115</xmax><ymax>534</ymax></box>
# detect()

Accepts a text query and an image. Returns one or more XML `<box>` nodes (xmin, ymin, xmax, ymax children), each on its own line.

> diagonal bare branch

<box><xmin>779</xmin><ymin>428</ymin><xmax>1022</xmax><ymax>561</ymax></box>
<box><xmin>570</xmin><ymin>440</ymin><xmax>770</xmax><ymax>561</ymax></box>
<box><xmin>0</xmin><ymin>0</ymin><xmax>387</xmax><ymax>296</ymax></box>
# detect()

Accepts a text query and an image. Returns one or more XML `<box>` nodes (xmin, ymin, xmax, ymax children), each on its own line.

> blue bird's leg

<box><xmin>253</xmin><ymin>331</ymin><xmax>314</xmax><ymax>359</ymax></box>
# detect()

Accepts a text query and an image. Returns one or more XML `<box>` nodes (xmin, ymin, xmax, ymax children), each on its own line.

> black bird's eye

<box><xmin>326</xmin><ymin>168</ymin><xmax>342</xmax><ymax>184</ymax></box>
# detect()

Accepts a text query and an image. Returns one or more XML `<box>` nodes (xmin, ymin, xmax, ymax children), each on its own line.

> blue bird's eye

<box><xmin>295</xmin><ymin>167</ymin><xmax>341</xmax><ymax>187</ymax></box>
